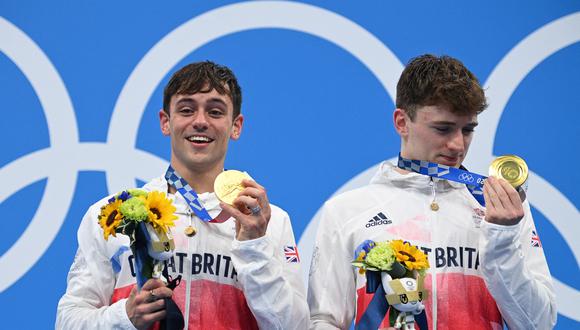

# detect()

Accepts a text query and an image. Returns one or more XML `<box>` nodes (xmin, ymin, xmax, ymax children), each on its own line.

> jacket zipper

<box><xmin>429</xmin><ymin>178</ymin><xmax>438</xmax><ymax>330</ymax></box>
<box><xmin>184</xmin><ymin>210</ymin><xmax>193</xmax><ymax>329</ymax></box>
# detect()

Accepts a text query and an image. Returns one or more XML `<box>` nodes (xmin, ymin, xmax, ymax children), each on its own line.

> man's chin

<box><xmin>184</xmin><ymin>154</ymin><xmax>226</xmax><ymax>171</ymax></box>
<box><xmin>178</xmin><ymin>155</ymin><xmax>211</xmax><ymax>169</ymax></box>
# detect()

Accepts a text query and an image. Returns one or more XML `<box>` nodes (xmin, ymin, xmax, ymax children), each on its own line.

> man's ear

<box><xmin>159</xmin><ymin>109</ymin><xmax>170</xmax><ymax>136</ymax></box>
<box><xmin>393</xmin><ymin>108</ymin><xmax>409</xmax><ymax>137</ymax></box>
<box><xmin>230</xmin><ymin>114</ymin><xmax>244</xmax><ymax>140</ymax></box>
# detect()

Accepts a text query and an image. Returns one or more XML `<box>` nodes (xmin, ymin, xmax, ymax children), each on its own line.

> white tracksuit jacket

<box><xmin>56</xmin><ymin>176</ymin><xmax>309</xmax><ymax>329</ymax></box>
<box><xmin>308</xmin><ymin>162</ymin><xmax>556</xmax><ymax>330</ymax></box>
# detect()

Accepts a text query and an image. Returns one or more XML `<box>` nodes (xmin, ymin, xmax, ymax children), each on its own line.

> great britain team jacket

<box><xmin>308</xmin><ymin>161</ymin><xmax>556</xmax><ymax>330</ymax></box>
<box><xmin>57</xmin><ymin>176</ymin><xmax>309</xmax><ymax>329</ymax></box>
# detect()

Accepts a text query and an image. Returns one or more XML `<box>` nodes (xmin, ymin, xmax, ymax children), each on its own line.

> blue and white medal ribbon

<box><xmin>164</xmin><ymin>165</ymin><xmax>213</xmax><ymax>221</ymax></box>
<box><xmin>397</xmin><ymin>155</ymin><xmax>487</xmax><ymax>206</ymax></box>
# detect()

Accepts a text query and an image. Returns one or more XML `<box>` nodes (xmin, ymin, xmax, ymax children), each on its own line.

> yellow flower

<box><xmin>390</xmin><ymin>240</ymin><xmax>430</xmax><ymax>271</ymax></box>
<box><xmin>98</xmin><ymin>199</ymin><xmax>123</xmax><ymax>240</ymax></box>
<box><xmin>355</xmin><ymin>251</ymin><xmax>367</xmax><ymax>274</ymax></box>
<box><xmin>146</xmin><ymin>191</ymin><xmax>178</xmax><ymax>233</ymax></box>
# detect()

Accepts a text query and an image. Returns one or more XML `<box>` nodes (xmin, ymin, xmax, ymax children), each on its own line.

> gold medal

<box><xmin>184</xmin><ymin>226</ymin><xmax>196</xmax><ymax>237</ymax></box>
<box><xmin>214</xmin><ymin>170</ymin><xmax>252</xmax><ymax>205</ymax></box>
<box><xmin>489</xmin><ymin>155</ymin><xmax>528</xmax><ymax>189</ymax></box>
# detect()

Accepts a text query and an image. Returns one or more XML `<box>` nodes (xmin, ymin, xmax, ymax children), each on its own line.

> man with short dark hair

<box><xmin>57</xmin><ymin>61</ymin><xmax>309</xmax><ymax>329</ymax></box>
<box><xmin>308</xmin><ymin>54</ymin><xmax>556</xmax><ymax>329</ymax></box>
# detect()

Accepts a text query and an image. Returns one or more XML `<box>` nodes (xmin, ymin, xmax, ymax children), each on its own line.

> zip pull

<box><xmin>429</xmin><ymin>177</ymin><xmax>439</xmax><ymax>211</ymax></box>
<box><xmin>184</xmin><ymin>210</ymin><xmax>197</xmax><ymax>237</ymax></box>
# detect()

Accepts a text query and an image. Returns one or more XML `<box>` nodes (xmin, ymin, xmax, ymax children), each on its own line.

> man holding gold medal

<box><xmin>57</xmin><ymin>61</ymin><xmax>309</xmax><ymax>329</ymax></box>
<box><xmin>308</xmin><ymin>54</ymin><xmax>556</xmax><ymax>329</ymax></box>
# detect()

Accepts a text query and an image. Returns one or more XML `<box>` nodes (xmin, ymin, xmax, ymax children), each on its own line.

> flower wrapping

<box><xmin>98</xmin><ymin>189</ymin><xmax>185</xmax><ymax>329</ymax></box>
<box><xmin>352</xmin><ymin>240</ymin><xmax>430</xmax><ymax>329</ymax></box>
<box><xmin>98</xmin><ymin>189</ymin><xmax>178</xmax><ymax>289</ymax></box>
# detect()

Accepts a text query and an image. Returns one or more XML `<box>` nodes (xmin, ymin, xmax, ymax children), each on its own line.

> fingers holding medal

<box><xmin>484</xmin><ymin>155</ymin><xmax>527</xmax><ymax>226</ymax></box>
<box><xmin>215</xmin><ymin>170</ymin><xmax>271</xmax><ymax>240</ymax></box>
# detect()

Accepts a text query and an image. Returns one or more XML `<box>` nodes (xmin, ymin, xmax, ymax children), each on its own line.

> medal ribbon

<box><xmin>164</xmin><ymin>165</ymin><xmax>229</xmax><ymax>223</ymax></box>
<box><xmin>397</xmin><ymin>154</ymin><xmax>487</xmax><ymax>206</ymax></box>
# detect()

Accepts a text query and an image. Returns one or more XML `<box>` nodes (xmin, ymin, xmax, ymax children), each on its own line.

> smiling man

<box><xmin>308</xmin><ymin>54</ymin><xmax>556</xmax><ymax>329</ymax></box>
<box><xmin>57</xmin><ymin>61</ymin><xmax>309</xmax><ymax>329</ymax></box>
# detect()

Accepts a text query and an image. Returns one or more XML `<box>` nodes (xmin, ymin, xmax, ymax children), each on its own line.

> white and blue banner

<box><xmin>1</xmin><ymin>1</ymin><xmax>579</xmax><ymax>328</ymax></box>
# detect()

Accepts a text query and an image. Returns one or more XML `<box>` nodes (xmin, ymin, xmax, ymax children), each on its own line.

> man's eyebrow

<box><xmin>175</xmin><ymin>98</ymin><xmax>195</xmax><ymax>105</ymax></box>
<box><xmin>174</xmin><ymin>97</ymin><xmax>228</xmax><ymax>107</ymax></box>
<box><xmin>431</xmin><ymin>120</ymin><xmax>457</xmax><ymax>125</ymax></box>
<box><xmin>206</xmin><ymin>97</ymin><xmax>227</xmax><ymax>106</ymax></box>
<box><xmin>431</xmin><ymin>120</ymin><xmax>479</xmax><ymax>127</ymax></box>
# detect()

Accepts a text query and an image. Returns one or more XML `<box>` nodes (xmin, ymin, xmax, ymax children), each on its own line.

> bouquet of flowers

<box><xmin>352</xmin><ymin>240</ymin><xmax>430</xmax><ymax>330</ymax></box>
<box><xmin>98</xmin><ymin>189</ymin><xmax>178</xmax><ymax>289</ymax></box>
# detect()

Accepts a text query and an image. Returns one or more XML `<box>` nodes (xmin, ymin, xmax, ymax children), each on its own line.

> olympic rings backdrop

<box><xmin>1</xmin><ymin>1</ymin><xmax>579</xmax><ymax>328</ymax></box>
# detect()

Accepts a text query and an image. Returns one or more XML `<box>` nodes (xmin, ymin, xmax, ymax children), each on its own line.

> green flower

<box><xmin>127</xmin><ymin>189</ymin><xmax>148</xmax><ymax>198</ymax></box>
<box><xmin>365</xmin><ymin>242</ymin><xmax>396</xmax><ymax>271</ymax></box>
<box><xmin>119</xmin><ymin>197</ymin><xmax>148</xmax><ymax>221</ymax></box>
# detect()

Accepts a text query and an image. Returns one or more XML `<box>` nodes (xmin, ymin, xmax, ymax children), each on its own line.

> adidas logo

<box><xmin>365</xmin><ymin>212</ymin><xmax>392</xmax><ymax>228</ymax></box>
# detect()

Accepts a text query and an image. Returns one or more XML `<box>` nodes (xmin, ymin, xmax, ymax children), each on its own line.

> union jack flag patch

<box><xmin>531</xmin><ymin>230</ymin><xmax>542</xmax><ymax>248</ymax></box>
<box><xmin>284</xmin><ymin>246</ymin><xmax>301</xmax><ymax>263</ymax></box>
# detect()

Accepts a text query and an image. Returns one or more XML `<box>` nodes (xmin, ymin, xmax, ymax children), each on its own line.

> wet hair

<box><xmin>396</xmin><ymin>54</ymin><xmax>487</xmax><ymax>120</ymax></box>
<box><xmin>163</xmin><ymin>61</ymin><xmax>242</xmax><ymax>118</ymax></box>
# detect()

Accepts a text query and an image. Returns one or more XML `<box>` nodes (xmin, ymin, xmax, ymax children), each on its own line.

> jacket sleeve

<box><xmin>56</xmin><ymin>204</ymin><xmax>137</xmax><ymax>330</ymax></box>
<box><xmin>230</xmin><ymin>208</ymin><xmax>309</xmax><ymax>330</ymax></box>
<box><xmin>479</xmin><ymin>200</ymin><xmax>557</xmax><ymax>329</ymax></box>
<box><xmin>308</xmin><ymin>201</ymin><xmax>356</xmax><ymax>330</ymax></box>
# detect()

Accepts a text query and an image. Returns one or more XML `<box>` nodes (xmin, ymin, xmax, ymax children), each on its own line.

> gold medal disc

<box><xmin>489</xmin><ymin>155</ymin><xmax>528</xmax><ymax>189</ymax></box>
<box><xmin>214</xmin><ymin>170</ymin><xmax>252</xmax><ymax>205</ymax></box>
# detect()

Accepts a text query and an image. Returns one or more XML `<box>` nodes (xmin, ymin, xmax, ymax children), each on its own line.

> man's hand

<box><xmin>126</xmin><ymin>279</ymin><xmax>173</xmax><ymax>330</ymax></box>
<box><xmin>220</xmin><ymin>179</ymin><xmax>272</xmax><ymax>241</ymax></box>
<box><xmin>483</xmin><ymin>176</ymin><xmax>525</xmax><ymax>226</ymax></box>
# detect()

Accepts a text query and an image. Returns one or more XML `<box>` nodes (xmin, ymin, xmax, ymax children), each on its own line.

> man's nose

<box><xmin>192</xmin><ymin>111</ymin><xmax>209</xmax><ymax>130</ymax></box>
<box><xmin>447</xmin><ymin>130</ymin><xmax>465</xmax><ymax>153</ymax></box>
